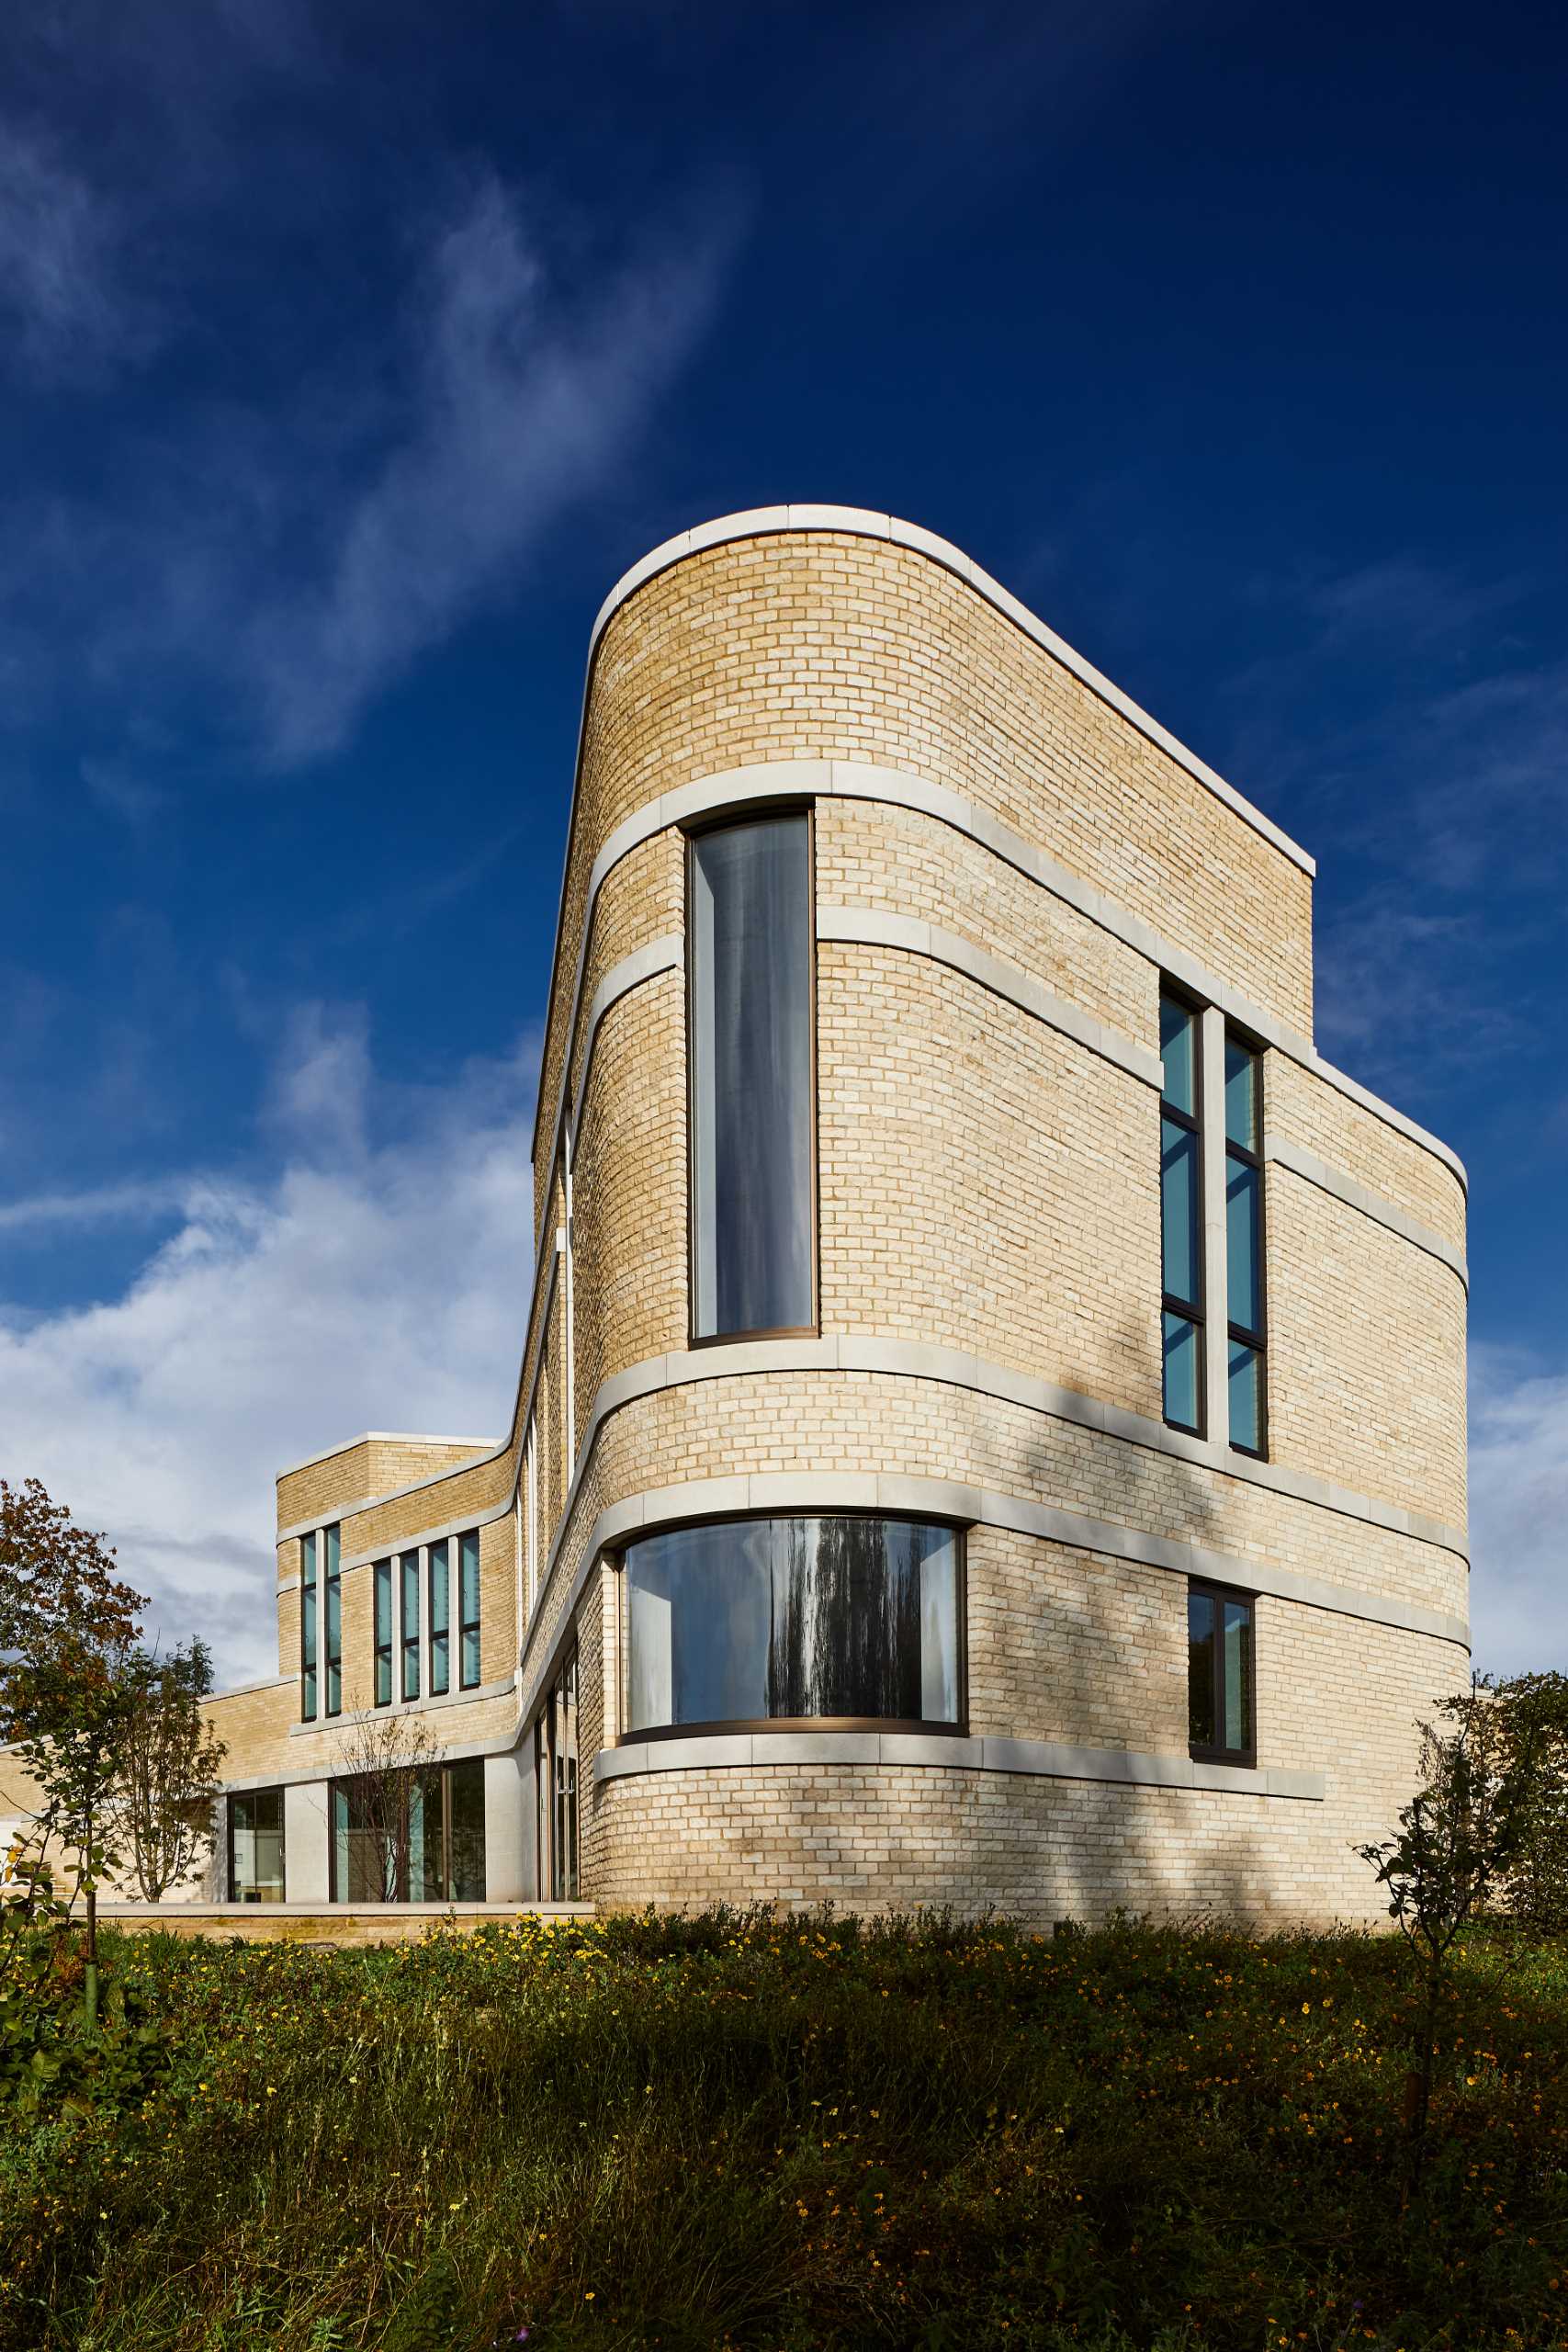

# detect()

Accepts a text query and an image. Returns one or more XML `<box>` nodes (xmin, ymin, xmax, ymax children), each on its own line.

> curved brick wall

<box><xmin>521</xmin><ymin>518</ymin><xmax>1470</xmax><ymax>1927</ymax></box>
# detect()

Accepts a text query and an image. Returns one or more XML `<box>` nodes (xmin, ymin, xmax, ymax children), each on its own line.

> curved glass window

<box><xmin>625</xmin><ymin>1514</ymin><xmax>961</xmax><ymax>1735</ymax></box>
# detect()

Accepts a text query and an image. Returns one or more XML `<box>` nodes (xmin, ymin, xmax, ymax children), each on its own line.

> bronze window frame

<box><xmin>1187</xmin><ymin>1577</ymin><xmax>1258</xmax><ymax>1770</ymax></box>
<box><xmin>615</xmin><ymin>1509</ymin><xmax>969</xmax><ymax>1746</ymax></box>
<box><xmin>683</xmin><ymin>803</ymin><xmax>821</xmax><ymax>1350</ymax></box>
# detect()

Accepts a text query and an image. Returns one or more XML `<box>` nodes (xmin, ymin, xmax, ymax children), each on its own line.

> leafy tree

<box><xmin>0</xmin><ymin>1478</ymin><xmax>143</xmax><ymax>1725</ymax></box>
<box><xmin>1356</xmin><ymin>1694</ymin><xmax>1539</xmax><ymax>2185</ymax></box>
<box><xmin>335</xmin><ymin>1712</ymin><xmax>440</xmax><ymax>1901</ymax></box>
<box><xmin>1</xmin><ymin>1479</ymin><xmax>145</xmax><ymax>2025</ymax></box>
<box><xmin>1444</xmin><ymin>1671</ymin><xmax>1568</xmax><ymax>1934</ymax></box>
<box><xmin>110</xmin><ymin>1641</ymin><xmax>227</xmax><ymax>1902</ymax></box>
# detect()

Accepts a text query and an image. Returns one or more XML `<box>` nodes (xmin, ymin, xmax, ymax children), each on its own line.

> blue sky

<box><xmin>0</xmin><ymin>0</ymin><xmax>1562</xmax><ymax>1682</ymax></box>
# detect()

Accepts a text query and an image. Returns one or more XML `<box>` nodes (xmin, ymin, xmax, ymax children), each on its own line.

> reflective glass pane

<box><xmin>1223</xmin><ymin>1597</ymin><xmax>1253</xmax><ymax>1753</ymax></box>
<box><xmin>624</xmin><ymin>1515</ymin><xmax>960</xmax><ymax>1732</ymax></box>
<box><xmin>325</xmin><ymin>1576</ymin><xmax>342</xmax><ymax>1715</ymax></box>
<box><xmin>1162</xmin><ymin>1311</ymin><xmax>1201</xmax><ymax>1432</ymax></box>
<box><xmin>691</xmin><ymin>816</ymin><xmax>814</xmax><ymax>1338</ymax></box>
<box><xmin>1224</xmin><ymin>1038</ymin><xmax>1258</xmax><ymax>1150</ymax></box>
<box><xmin>324</xmin><ymin>1522</ymin><xmax>340</xmax><ymax>1576</ymax></box>
<box><xmin>1159</xmin><ymin>996</ymin><xmax>1198</xmax><ymax>1117</ymax></box>
<box><xmin>374</xmin><ymin>1559</ymin><xmax>392</xmax><ymax>1706</ymax></box>
<box><xmin>429</xmin><ymin>1540</ymin><xmax>450</xmax><ymax>1697</ymax></box>
<box><xmin>459</xmin><ymin>1531</ymin><xmax>480</xmax><ymax>1687</ymax></box>
<box><xmin>230</xmin><ymin>1789</ymin><xmax>285</xmax><ymax>1903</ymax></box>
<box><xmin>1226</xmin><ymin>1157</ymin><xmax>1261</xmax><ymax>1335</ymax></box>
<box><xmin>1188</xmin><ymin>1589</ymin><xmax>1216</xmax><ymax>1749</ymax></box>
<box><xmin>446</xmin><ymin>1758</ymin><xmax>486</xmax><ymax>1902</ymax></box>
<box><xmin>400</xmin><ymin>1551</ymin><xmax>420</xmax><ymax>1701</ymax></box>
<box><xmin>1161</xmin><ymin>1120</ymin><xmax>1201</xmax><ymax>1307</ymax></box>
<box><xmin>1228</xmin><ymin>1339</ymin><xmax>1263</xmax><ymax>1453</ymax></box>
<box><xmin>301</xmin><ymin>1587</ymin><xmax>317</xmax><ymax>1719</ymax></box>
<box><xmin>301</xmin><ymin>1529</ymin><xmax>317</xmax><ymax>1587</ymax></box>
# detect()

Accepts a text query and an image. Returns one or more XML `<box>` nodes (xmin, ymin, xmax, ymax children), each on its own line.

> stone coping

<box><xmin>596</xmin><ymin>1730</ymin><xmax>1325</xmax><ymax>1804</ymax></box>
<box><xmin>98</xmin><ymin>1901</ymin><xmax>592</xmax><ymax>1920</ymax></box>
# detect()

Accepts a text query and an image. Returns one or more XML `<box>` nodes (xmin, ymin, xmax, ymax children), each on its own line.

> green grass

<box><xmin>4</xmin><ymin>1909</ymin><xmax>1568</xmax><ymax>2351</ymax></box>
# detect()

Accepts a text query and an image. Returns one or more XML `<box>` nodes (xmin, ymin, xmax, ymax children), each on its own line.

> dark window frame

<box><xmin>227</xmin><ymin>1786</ymin><xmax>287</xmax><ymax>1903</ymax></box>
<box><xmin>400</xmin><ymin>1549</ymin><xmax>421</xmax><ymax>1703</ymax></box>
<box><xmin>299</xmin><ymin>1529</ymin><xmax>318</xmax><ymax>1723</ymax></box>
<box><xmin>1159</xmin><ymin>987</ymin><xmax>1206</xmax><ymax>1439</ymax></box>
<box><xmin>683</xmin><ymin>802</ymin><xmax>821</xmax><ymax>1351</ymax></box>
<box><xmin>615</xmin><ymin>1508</ymin><xmax>969</xmax><ymax>1745</ymax></box>
<box><xmin>323</xmin><ymin>1523</ymin><xmax>343</xmax><ymax>1718</ymax></box>
<box><xmin>326</xmin><ymin>1758</ymin><xmax>487</xmax><ymax>1905</ymax></box>
<box><xmin>373</xmin><ymin>1557</ymin><xmax>393</xmax><ymax>1708</ymax></box>
<box><xmin>534</xmin><ymin>1640</ymin><xmax>580</xmax><ymax>1903</ymax></box>
<box><xmin>1224</xmin><ymin>1029</ymin><xmax>1269</xmax><ymax>1460</ymax></box>
<box><xmin>457</xmin><ymin>1529</ymin><xmax>482</xmax><ymax>1690</ymax></box>
<box><xmin>429</xmin><ymin>1538</ymin><xmax>451</xmax><ymax>1698</ymax></box>
<box><xmin>1188</xmin><ymin>1577</ymin><xmax>1258</xmax><ymax>1769</ymax></box>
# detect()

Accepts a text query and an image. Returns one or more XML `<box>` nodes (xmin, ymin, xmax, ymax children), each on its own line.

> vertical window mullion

<box><xmin>400</xmin><ymin>1549</ymin><xmax>421</xmax><ymax>1702</ymax></box>
<box><xmin>1224</xmin><ymin>1034</ymin><xmax>1268</xmax><ymax>1457</ymax></box>
<box><xmin>300</xmin><ymin>1529</ymin><xmax>318</xmax><ymax>1722</ymax></box>
<box><xmin>1159</xmin><ymin>992</ymin><xmax>1204</xmax><ymax>1435</ymax></box>
<box><xmin>458</xmin><ymin>1530</ymin><xmax>481</xmax><ymax>1689</ymax></box>
<box><xmin>373</xmin><ymin>1559</ymin><xmax>392</xmax><ymax>1707</ymax></box>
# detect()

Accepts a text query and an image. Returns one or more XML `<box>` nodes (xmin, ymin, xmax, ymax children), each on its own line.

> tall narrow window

<box><xmin>300</xmin><ymin>1529</ymin><xmax>318</xmax><ymax>1721</ymax></box>
<box><xmin>535</xmin><ymin>1646</ymin><xmax>579</xmax><ymax>1902</ymax></box>
<box><xmin>1159</xmin><ymin>992</ymin><xmax>1203</xmax><ymax>1434</ymax></box>
<box><xmin>429</xmin><ymin>1539</ymin><xmax>450</xmax><ymax>1696</ymax></box>
<box><xmin>458</xmin><ymin>1530</ymin><xmax>481</xmax><ymax>1689</ymax></box>
<box><xmin>1188</xmin><ymin>1582</ymin><xmax>1255</xmax><ymax>1764</ymax></box>
<box><xmin>229</xmin><ymin>1789</ymin><xmax>286</xmax><ymax>1903</ymax></box>
<box><xmin>689</xmin><ymin>812</ymin><xmax>816</xmax><ymax>1340</ymax></box>
<box><xmin>323</xmin><ymin>1523</ymin><xmax>342</xmax><ymax>1717</ymax></box>
<box><xmin>1224</xmin><ymin>1035</ymin><xmax>1267</xmax><ymax>1456</ymax></box>
<box><xmin>373</xmin><ymin>1558</ymin><xmax>393</xmax><ymax>1706</ymax></box>
<box><xmin>400</xmin><ymin>1549</ymin><xmax>421</xmax><ymax>1702</ymax></box>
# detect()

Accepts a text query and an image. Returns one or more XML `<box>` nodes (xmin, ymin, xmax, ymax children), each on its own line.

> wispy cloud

<box><xmin>0</xmin><ymin>1004</ymin><xmax>537</xmax><ymax>1685</ymax></box>
<box><xmin>243</xmin><ymin>175</ymin><xmax>730</xmax><ymax>764</ymax></box>
<box><xmin>0</xmin><ymin>1177</ymin><xmax>186</xmax><ymax>1236</ymax></box>
<box><xmin>0</xmin><ymin>119</ymin><xmax>141</xmax><ymax>380</ymax></box>
<box><xmin>0</xmin><ymin>160</ymin><xmax>734</xmax><ymax>772</ymax></box>
<box><xmin>1469</xmin><ymin>1345</ymin><xmax>1568</xmax><ymax>1678</ymax></box>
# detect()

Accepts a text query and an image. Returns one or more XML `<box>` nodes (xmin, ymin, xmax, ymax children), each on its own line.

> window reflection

<box><xmin>229</xmin><ymin>1788</ymin><xmax>286</xmax><ymax>1903</ymax></box>
<box><xmin>689</xmin><ymin>814</ymin><xmax>815</xmax><ymax>1340</ymax></box>
<box><xmin>625</xmin><ymin>1515</ymin><xmax>961</xmax><ymax>1734</ymax></box>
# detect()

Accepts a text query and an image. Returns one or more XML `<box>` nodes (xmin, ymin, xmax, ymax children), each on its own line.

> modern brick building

<box><xmin>93</xmin><ymin>510</ymin><xmax>1482</xmax><ymax>1921</ymax></box>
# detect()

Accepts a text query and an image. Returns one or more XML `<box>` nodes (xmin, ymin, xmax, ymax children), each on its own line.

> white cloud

<box><xmin>0</xmin><ymin>170</ymin><xmax>732</xmax><ymax>768</ymax></box>
<box><xmin>0</xmin><ymin>120</ymin><xmax>141</xmax><ymax>379</ymax></box>
<box><xmin>1468</xmin><ymin>1345</ymin><xmax>1568</xmax><ymax>1679</ymax></box>
<box><xmin>242</xmin><ymin>174</ymin><xmax>729</xmax><ymax>764</ymax></box>
<box><xmin>0</xmin><ymin>1007</ymin><xmax>537</xmax><ymax>1688</ymax></box>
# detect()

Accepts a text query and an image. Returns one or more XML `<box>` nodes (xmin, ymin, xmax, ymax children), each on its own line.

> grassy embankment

<box><xmin>4</xmin><ymin>1910</ymin><xmax>1567</xmax><ymax>2351</ymax></box>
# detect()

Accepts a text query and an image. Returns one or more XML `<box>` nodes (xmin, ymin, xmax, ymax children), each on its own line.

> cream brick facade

<box><xmin>147</xmin><ymin>506</ymin><xmax>1467</xmax><ymax>1927</ymax></box>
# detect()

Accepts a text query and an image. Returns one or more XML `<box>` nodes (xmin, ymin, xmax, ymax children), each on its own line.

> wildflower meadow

<box><xmin>1</xmin><ymin>1909</ymin><xmax>1566</xmax><ymax>2350</ymax></box>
